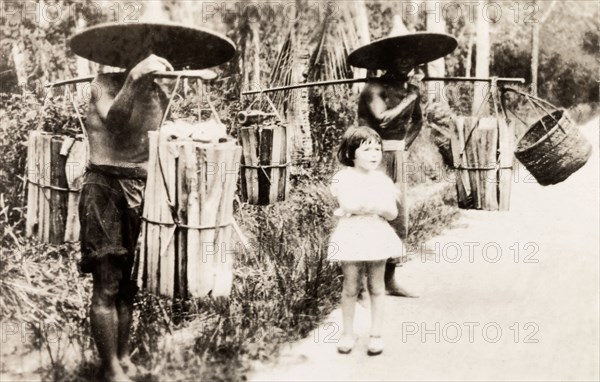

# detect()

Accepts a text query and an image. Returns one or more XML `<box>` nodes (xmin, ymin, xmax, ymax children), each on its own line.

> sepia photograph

<box><xmin>0</xmin><ymin>0</ymin><xmax>598</xmax><ymax>381</ymax></box>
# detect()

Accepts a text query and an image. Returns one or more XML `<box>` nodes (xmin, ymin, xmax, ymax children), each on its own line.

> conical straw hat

<box><xmin>348</xmin><ymin>20</ymin><xmax>457</xmax><ymax>70</ymax></box>
<box><xmin>70</xmin><ymin>22</ymin><xmax>236</xmax><ymax>70</ymax></box>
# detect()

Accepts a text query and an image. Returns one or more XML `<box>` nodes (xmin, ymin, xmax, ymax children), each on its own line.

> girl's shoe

<box><xmin>337</xmin><ymin>334</ymin><xmax>356</xmax><ymax>354</ymax></box>
<box><xmin>367</xmin><ymin>336</ymin><xmax>384</xmax><ymax>356</ymax></box>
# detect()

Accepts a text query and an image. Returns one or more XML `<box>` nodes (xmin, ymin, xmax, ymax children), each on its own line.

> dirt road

<box><xmin>250</xmin><ymin>118</ymin><xmax>600</xmax><ymax>381</ymax></box>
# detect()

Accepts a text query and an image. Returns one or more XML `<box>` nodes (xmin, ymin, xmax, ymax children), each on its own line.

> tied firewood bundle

<box><xmin>449</xmin><ymin>116</ymin><xmax>515</xmax><ymax>211</ymax></box>
<box><xmin>427</xmin><ymin>93</ymin><xmax>515</xmax><ymax>211</ymax></box>
<box><xmin>25</xmin><ymin>87</ymin><xmax>88</xmax><ymax>244</ymax></box>
<box><xmin>239</xmin><ymin>119</ymin><xmax>289</xmax><ymax>205</ymax></box>
<box><xmin>137</xmin><ymin>127</ymin><xmax>241</xmax><ymax>299</ymax></box>
<box><xmin>25</xmin><ymin>131</ymin><xmax>87</xmax><ymax>244</ymax></box>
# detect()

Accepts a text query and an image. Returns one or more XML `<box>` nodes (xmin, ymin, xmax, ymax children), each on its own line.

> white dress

<box><xmin>327</xmin><ymin>167</ymin><xmax>406</xmax><ymax>262</ymax></box>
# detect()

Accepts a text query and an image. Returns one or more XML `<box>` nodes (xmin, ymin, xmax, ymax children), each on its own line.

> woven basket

<box><xmin>514</xmin><ymin>110</ymin><xmax>592</xmax><ymax>186</ymax></box>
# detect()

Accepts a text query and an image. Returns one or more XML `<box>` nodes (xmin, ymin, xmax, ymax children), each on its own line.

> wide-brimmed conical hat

<box><xmin>348</xmin><ymin>32</ymin><xmax>458</xmax><ymax>70</ymax></box>
<box><xmin>70</xmin><ymin>22</ymin><xmax>236</xmax><ymax>70</ymax></box>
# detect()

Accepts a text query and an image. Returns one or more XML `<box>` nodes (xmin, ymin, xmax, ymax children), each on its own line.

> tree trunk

<box><xmin>473</xmin><ymin>1</ymin><xmax>490</xmax><ymax>114</ymax></box>
<box><xmin>531</xmin><ymin>22</ymin><xmax>539</xmax><ymax>96</ymax></box>
<box><xmin>11</xmin><ymin>42</ymin><xmax>27</xmax><ymax>89</ymax></box>
<box><xmin>38</xmin><ymin>0</ymin><xmax>50</xmax><ymax>29</ymax></box>
<box><xmin>426</xmin><ymin>0</ymin><xmax>447</xmax><ymax>104</ymax></box>
<box><xmin>351</xmin><ymin>0</ymin><xmax>370</xmax><ymax>93</ymax></box>
<box><xmin>389</xmin><ymin>14</ymin><xmax>409</xmax><ymax>35</ymax></box>
<box><xmin>241</xmin><ymin>33</ymin><xmax>250</xmax><ymax>97</ymax></box>
<box><xmin>465</xmin><ymin>32</ymin><xmax>474</xmax><ymax>78</ymax></box>
<box><xmin>531</xmin><ymin>0</ymin><xmax>557</xmax><ymax>97</ymax></box>
<box><xmin>250</xmin><ymin>22</ymin><xmax>261</xmax><ymax>87</ymax></box>
<box><xmin>75</xmin><ymin>16</ymin><xmax>91</xmax><ymax>98</ymax></box>
<box><xmin>286</xmin><ymin>22</ymin><xmax>313</xmax><ymax>163</ymax></box>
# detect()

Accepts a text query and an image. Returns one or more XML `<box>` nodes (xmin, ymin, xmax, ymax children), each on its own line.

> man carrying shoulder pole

<box><xmin>69</xmin><ymin>22</ymin><xmax>235</xmax><ymax>381</ymax></box>
<box><xmin>347</xmin><ymin>26</ymin><xmax>458</xmax><ymax>297</ymax></box>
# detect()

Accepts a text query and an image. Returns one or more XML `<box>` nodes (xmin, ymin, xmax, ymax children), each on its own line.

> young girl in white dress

<box><xmin>328</xmin><ymin>126</ymin><xmax>405</xmax><ymax>356</ymax></box>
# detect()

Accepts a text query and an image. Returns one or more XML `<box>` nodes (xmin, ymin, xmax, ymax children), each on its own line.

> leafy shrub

<box><xmin>491</xmin><ymin>40</ymin><xmax>598</xmax><ymax>109</ymax></box>
<box><xmin>0</xmin><ymin>93</ymin><xmax>39</xmax><ymax>233</ymax></box>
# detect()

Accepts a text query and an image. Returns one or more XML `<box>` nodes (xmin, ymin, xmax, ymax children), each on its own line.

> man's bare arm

<box><xmin>363</xmin><ymin>84</ymin><xmax>419</xmax><ymax>130</ymax></box>
<box><xmin>94</xmin><ymin>54</ymin><xmax>173</xmax><ymax>135</ymax></box>
<box><xmin>379</xmin><ymin>92</ymin><xmax>419</xmax><ymax>130</ymax></box>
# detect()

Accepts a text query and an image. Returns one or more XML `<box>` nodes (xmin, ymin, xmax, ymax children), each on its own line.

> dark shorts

<box><xmin>78</xmin><ymin>165</ymin><xmax>145</xmax><ymax>276</ymax></box>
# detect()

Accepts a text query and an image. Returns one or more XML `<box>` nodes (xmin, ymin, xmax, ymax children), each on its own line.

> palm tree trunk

<box><xmin>286</xmin><ymin>22</ymin><xmax>313</xmax><ymax>162</ymax></box>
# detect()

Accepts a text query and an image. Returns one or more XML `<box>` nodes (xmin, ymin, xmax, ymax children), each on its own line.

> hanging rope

<box><xmin>150</xmin><ymin>74</ymin><xmax>234</xmax><ymax>234</ymax></box>
<box><xmin>155</xmin><ymin>74</ymin><xmax>183</xmax><ymax>221</ymax></box>
<box><xmin>500</xmin><ymin>87</ymin><xmax>568</xmax><ymax>135</ymax></box>
<box><xmin>65</xmin><ymin>84</ymin><xmax>88</xmax><ymax>137</ymax></box>
<box><xmin>239</xmin><ymin>89</ymin><xmax>289</xmax><ymax>183</ymax></box>
<box><xmin>26</xmin><ymin>179</ymin><xmax>81</xmax><ymax>193</ymax></box>
<box><xmin>141</xmin><ymin>216</ymin><xmax>232</xmax><ymax>231</ymax></box>
<box><xmin>29</xmin><ymin>82</ymin><xmax>87</xmax><ymax>194</ymax></box>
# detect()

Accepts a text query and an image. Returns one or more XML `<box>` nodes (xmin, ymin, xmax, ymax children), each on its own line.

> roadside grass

<box><xmin>1</xmin><ymin>176</ymin><xmax>459</xmax><ymax>382</ymax></box>
<box><xmin>1</xmin><ymin>91</ymin><xmax>461</xmax><ymax>382</ymax></box>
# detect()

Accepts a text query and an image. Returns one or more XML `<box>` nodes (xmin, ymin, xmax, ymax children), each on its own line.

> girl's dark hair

<box><xmin>337</xmin><ymin>126</ymin><xmax>382</xmax><ymax>167</ymax></box>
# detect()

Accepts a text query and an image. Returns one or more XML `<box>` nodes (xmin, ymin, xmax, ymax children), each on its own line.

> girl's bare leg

<box><xmin>341</xmin><ymin>262</ymin><xmax>363</xmax><ymax>338</ymax></box>
<box><xmin>366</xmin><ymin>260</ymin><xmax>387</xmax><ymax>337</ymax></box>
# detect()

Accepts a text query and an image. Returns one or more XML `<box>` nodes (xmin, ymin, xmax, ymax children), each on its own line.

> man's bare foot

<box><xmin>119</xmin><ymin>357</ymin><xmax>144</xmax><ymax>378</ymax></box>
<box><xmin>357</xmin><ymin>287</ymin><xmax>370</xmax><ymax>308</ymax></box>
<box><xmin>357</xmin><ymin>273</ymin><xmax>370</xmax><ymax>308</ymax></box>
<box><xmin>385</xmin><ymin>281</ymin><xmax>418</xmax><ymax>298</ymax></box>
<box><xmin>103</xmin><ymin>364</ymin><xmax>133</xmax><ymax>382</ymax></box>
<box><xmin>385</xmin><ymin>263</ymin><xmax>418</xmax><ymax>297</ymax></box>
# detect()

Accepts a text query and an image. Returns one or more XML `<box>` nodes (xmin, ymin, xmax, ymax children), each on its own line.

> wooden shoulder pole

<box><xmin>241</xmin><ymin>77</ymin><xmax>526</xmax><ymax>96</ymax></box>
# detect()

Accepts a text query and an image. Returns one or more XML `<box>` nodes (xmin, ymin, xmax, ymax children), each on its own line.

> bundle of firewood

<box><xmin>25</xmin><ymin>131</ymin><xmax>87</xmax><ymax>244</ymax></box>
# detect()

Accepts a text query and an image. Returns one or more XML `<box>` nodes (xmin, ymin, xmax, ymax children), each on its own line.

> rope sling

<box><xmin>144</xmin><ymin>74</ymin><xmax>234</xmax><ymax>231</ymax></box>
<box><xmin>28</xmin><ymin>84</ymin><xmax>88</xmax><ymax>197</ymax></box>
<box><xmin>453</xmin><ymin>77</ymin><xmax>513</xmax><ymax>172</ymax></box>
<box><xmin>239</xmin><ymin>89</ymin><xmax>289</xmax><ymax>186</ymax></box>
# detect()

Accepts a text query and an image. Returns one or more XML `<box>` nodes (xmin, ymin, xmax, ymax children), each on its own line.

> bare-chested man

<box><xmin>79</xmin><ymin>53</ymin><xmax>172</xmax><ymax>382</ymax></box>
<box><xmin>358</xmin><ymin>56</ymin><xmax>423</xmax><ymax>297</ymax></box>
